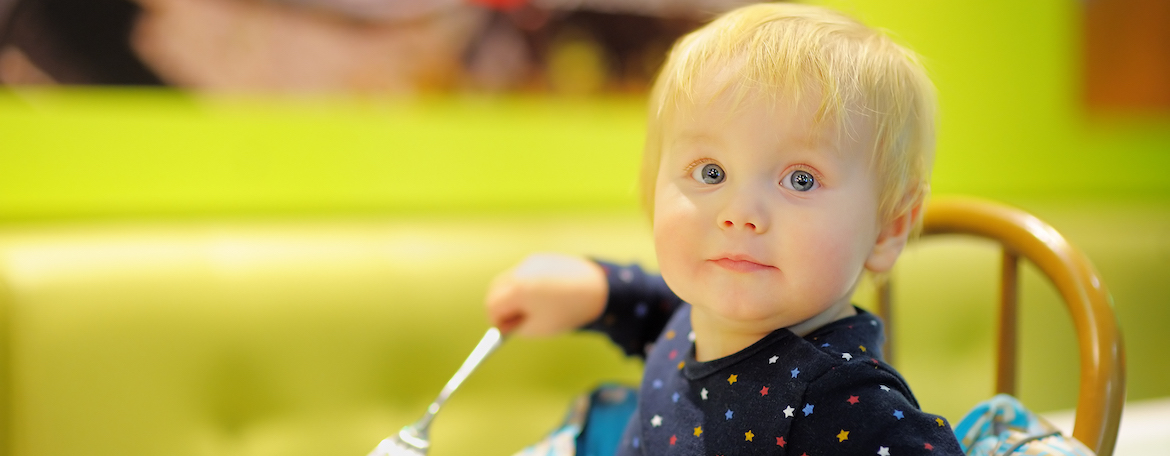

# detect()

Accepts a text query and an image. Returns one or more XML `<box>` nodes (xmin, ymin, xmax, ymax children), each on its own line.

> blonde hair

<box><xmin>641</xmin><ymin>2</ymin><xmax>937</xmax><ymax>224</ymax></box>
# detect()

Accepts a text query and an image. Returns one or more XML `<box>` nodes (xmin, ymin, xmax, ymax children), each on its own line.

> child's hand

<box><xmin>485</xmin><ymin>253</ymin><xmax>608</xmax><ymax>337</ymax></box>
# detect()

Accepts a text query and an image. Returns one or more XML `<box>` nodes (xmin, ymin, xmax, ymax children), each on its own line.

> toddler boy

<box><xmin>487</xmin><ymin>3</ymin><xmax>963</xmax><ymax>454</ymax></box>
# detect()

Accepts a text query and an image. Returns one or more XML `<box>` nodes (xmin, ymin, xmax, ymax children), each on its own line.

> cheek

<box><xmin>653</xmin><ymin>191</ymin><xmax>706</xmax><ymax>290</ymax></box>
<box><xmin>789</xmin><ymin>211</ymin><xmax>877</xmax><ymax>287</ymax></box>
<box><xmin>653</xmin><ymin>205</ymin><xmax>693</xmax><ymax>268</ymax></box>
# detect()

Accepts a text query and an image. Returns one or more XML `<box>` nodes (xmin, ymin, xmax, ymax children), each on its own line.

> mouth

<box><xmin>709</xmin><ymin>255</ymin><xmax>776</xmax><ymax>273</ymax></box>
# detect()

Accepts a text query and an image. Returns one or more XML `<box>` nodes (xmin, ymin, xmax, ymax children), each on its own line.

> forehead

<box><xmin>662</xmin><ymin>70</ymin><xmax>880</xmax><ymax>160</ymax></box>
<box><xmin>662</xmin><ymin>90</ymin><xmax>839</xmax><ymax>153</ymax></box>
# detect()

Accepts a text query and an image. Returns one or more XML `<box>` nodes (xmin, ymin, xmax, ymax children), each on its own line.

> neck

<box><xmin>689</xmin><ymin>307</ymin><xmax>771</xmax><ymax>362</ymax></box>
<box><xmin>787</xmin><ymin>302</ymin><xmax>857</xmax><ymax>338</ymax></box>
<box><xmin>689</xmin><ymin>302</ymin><xmax>857</xmax><ymax>362</ymax></box>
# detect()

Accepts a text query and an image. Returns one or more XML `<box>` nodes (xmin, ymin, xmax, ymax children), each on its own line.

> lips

<box><xmin>709</xmin><ymin>254</ymin><xmax>775</xmax><ymax>272</ymax></box>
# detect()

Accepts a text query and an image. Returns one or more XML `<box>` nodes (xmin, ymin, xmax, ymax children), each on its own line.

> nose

<box><xmin>716</xmin><ymin>185</ymin><xmax>769</xmax><ymax>234</ymax></box>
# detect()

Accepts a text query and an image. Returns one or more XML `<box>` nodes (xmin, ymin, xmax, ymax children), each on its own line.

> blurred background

<box><xmin>0</xmin><ymin>0</ymin><xmax>1167</xmax><ymax>455</ymax></box>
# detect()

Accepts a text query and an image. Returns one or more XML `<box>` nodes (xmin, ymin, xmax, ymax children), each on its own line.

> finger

<box><xmin>486</xmin><ymin>286</ymin><xmax>525</xmax><ymax>331</ymax></box>
<box><xmin>496</xmin><ymin>313</ymin><xmax>524</xmax><ymax>335</ymax></box>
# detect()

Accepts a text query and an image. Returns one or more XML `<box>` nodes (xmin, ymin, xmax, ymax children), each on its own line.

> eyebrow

<box><xmin>669</xmin><ymin>132</ymin><xmax>723</xmax><ymax>148</ymax></box>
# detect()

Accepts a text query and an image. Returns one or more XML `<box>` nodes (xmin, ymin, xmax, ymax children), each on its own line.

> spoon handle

<box><xmin>413</xmin><ymin>327</ymin><xmax>505</xmax><ymax>432</ymax></box>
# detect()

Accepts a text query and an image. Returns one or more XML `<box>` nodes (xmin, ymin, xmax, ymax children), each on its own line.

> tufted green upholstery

<box><xmin>0</xmin><ymin>215</ymin><xmax>653</xmax><ymax>456</ymax></box>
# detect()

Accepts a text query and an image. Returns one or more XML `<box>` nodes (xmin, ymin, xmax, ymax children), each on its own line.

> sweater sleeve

<box><xmin>581</xmin><ymin>260</ymin><xmax>684</xmax><ymax>359</ymax></box>
<box><xmin>788</xmin><ymin>362</ymin><xmax>964</xmax><ymax>455</ymax></box>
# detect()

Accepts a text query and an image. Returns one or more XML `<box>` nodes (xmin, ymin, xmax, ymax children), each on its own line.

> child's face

<box><xmin>653</xmin><ymin>93</ymin><xmax>887</xmax><ymax>335</ymax></box>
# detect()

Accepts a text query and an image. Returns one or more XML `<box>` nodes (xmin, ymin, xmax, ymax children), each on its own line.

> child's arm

<box><xmin>581</xmin><ymin>261</ymin><xmax>683</xmax><ymax>358</ymax></box>
<box><xmin>485</xmin><ymin>253</ymin><xmax>609</xmax><ymax>336</ymax></box>
<box><xmin>484</xmin><ymin>254</ymin><xmax>683</xmax><ymax>357</ymax></box>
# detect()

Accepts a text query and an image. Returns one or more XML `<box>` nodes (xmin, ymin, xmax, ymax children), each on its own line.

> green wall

<box><xmin>2</xmin><ymin>1</ymin><xmax>1169</xmax><ymax>219</ymax></box>
<box><xmin>0</xmin><ymin>93</ymin><xmax>648</xmax><ymax>219</ymax></box>
<box><xmin>813</xmin><ymin>0</ymin><xmax>1170</xmax><ymax>198</ymax></box>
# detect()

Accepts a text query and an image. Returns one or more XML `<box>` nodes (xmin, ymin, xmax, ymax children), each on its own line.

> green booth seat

<box><xmin>0</xmin><ymin>214</ymin><xmax>653</xmax><ymax>456</ymax></box>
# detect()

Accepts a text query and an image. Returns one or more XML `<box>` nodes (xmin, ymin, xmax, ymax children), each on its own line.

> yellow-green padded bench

<box><xmin>0</xmin><ymin>214</ymin><xmax>652</xmax><ymax>456</ymax></box>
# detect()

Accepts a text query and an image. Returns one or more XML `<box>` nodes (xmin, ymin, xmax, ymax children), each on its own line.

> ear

<box><xmin>864</xmin><ymin>200</ymin><xmax>924</xmax><ymax>273</ymax></box>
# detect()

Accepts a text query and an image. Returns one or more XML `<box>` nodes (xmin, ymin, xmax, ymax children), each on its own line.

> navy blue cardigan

<box><xmin>585</xmin><ymin>262</ymin><xmax>963</xmax><ymax>456</ymax></box>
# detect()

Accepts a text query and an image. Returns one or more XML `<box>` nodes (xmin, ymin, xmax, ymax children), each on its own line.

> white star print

<box><xmin>842</xmin><ymin>353</ymin><xmax>853</xmax><ymax>361</ymax></box>
<box><xmin>701</xmin><ymin>388</ymin><xmax>709</xmax><ymax>400</ymax></box>
<box><xmin>783</xmin><ymin>406</ymin><xmax>795</xmax><ymax>418</ymax></box>
<box><xmin>878</xmin><ymin>446</ymin><xmax>890</xmax><ymax>456</ymax></box>
<box><xmin>688</xmin><ymin>331</ymin><xmax>696</xmax><ymax>342</ymax></box>
<box><xmin>880</xmin><ymin>384</ymin><xmax>891</xmax><ymax>391</ymax></box>
<box><xmin>651</xmin><ymin>415</ymin><xmax>662</xmax><ymax>427</ymax></box>
<box><xmin>769</xmin><ymin>355</ymin><xmax>779</xmax><ymax>364</ymax></box>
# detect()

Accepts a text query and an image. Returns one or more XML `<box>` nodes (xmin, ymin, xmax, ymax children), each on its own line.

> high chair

<box><xmin>876</xmin><ymin>197</ymin><xmax>1126</xmax><ymax>456</ymax></box>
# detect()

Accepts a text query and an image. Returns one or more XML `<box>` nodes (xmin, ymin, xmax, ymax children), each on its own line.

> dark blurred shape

<box><xmin>1085</xmin><ymin>0</ymin><xmax>1170</xmax><ymax>112</ymax></box>
<box><xmin>0</xmin><ymin>0</ymin><xmax>755</xmax><ymax>92</ymax></box>
<box><xmin>464</xmin><ymin>7</ymin><xmax>703</xmax><ymax>93</ymax></box>
<box><xmin>0</xmin><ymin>0</ymin><xmax>163</xmax><ymax>85</ymax></box>
<box><xmin>543</xmin><ymin>11</ymin><xmax>698</xmax><ymax>92</ymax></box>
<box><xmin>469</xmin><ymin>0</ymin><xmax>527</xmax><ymax>10</ymax></box>
<box><xmin>460</xmin><ymin>0</ymin><xmax>757</xmax><ymax>93</ymax></box>
<box><xmin>278</xmin><ymin>0</ymin><xmax>465</xmax><ymax>22</ymax></box>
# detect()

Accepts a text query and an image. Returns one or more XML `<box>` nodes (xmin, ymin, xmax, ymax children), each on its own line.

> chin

<box><xmin>696</xmin><ymin>290</ymin><xmax>786</xmax><ymax>325</ymax></box>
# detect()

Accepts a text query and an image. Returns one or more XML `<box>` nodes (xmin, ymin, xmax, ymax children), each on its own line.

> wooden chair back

<box><xmin>876</xmin><ymin>197</ymin><xmax>1126</xmax><ymax>456</ymax></box>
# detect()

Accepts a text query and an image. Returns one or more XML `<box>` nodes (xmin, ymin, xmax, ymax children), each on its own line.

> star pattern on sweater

<box><xmin>594</xmin><ymin>275</ymin><xmax>962</xmax><ymax>456</ymax></box>
<box><xmin>925</xmin><ymin>443</ymin><xmax>934</xmax><ymax>451</ymax></box>
<box><xmin>635</xmin><ymin>343</ymin><xmax>922</xmax><ymax>453</ymax></box>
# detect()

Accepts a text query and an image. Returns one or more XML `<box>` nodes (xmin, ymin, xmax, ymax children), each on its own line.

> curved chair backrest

<box><xmin>876</xmin><ymin>197</ymin><xmax>1125</xmax><ymax>456</ymax></box>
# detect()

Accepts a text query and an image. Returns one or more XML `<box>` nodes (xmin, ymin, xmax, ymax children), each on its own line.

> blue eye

<box><xmin>784</xmin><ymin>170</ymin><xmax>818</xmax><ymax>192</ymax></box>
<box><xmin>692</xmin><ymin>163</ymin><xmax>725</xmax><ymax>184</ymax></box>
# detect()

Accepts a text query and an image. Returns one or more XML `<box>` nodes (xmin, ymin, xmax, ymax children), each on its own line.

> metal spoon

<box><xmin>367</xmin><ymin>327</ymin><xmax>505</xmax><ymax>456</ymax></box>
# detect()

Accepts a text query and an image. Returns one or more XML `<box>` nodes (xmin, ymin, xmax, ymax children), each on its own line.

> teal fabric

<box><xmin>512</xmin><ymin>384</ymin><xmax>637</xmax><ymax>456</ymax></box>
<box><xmin>953</xmin><ymin>394</ymin><xmax>1095</xmax><ymax>456</ymax></box>
<box><xmin>578</xmin><ymin>385</ymin><xmax>639</xmax><ymax>456</ymax></box>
